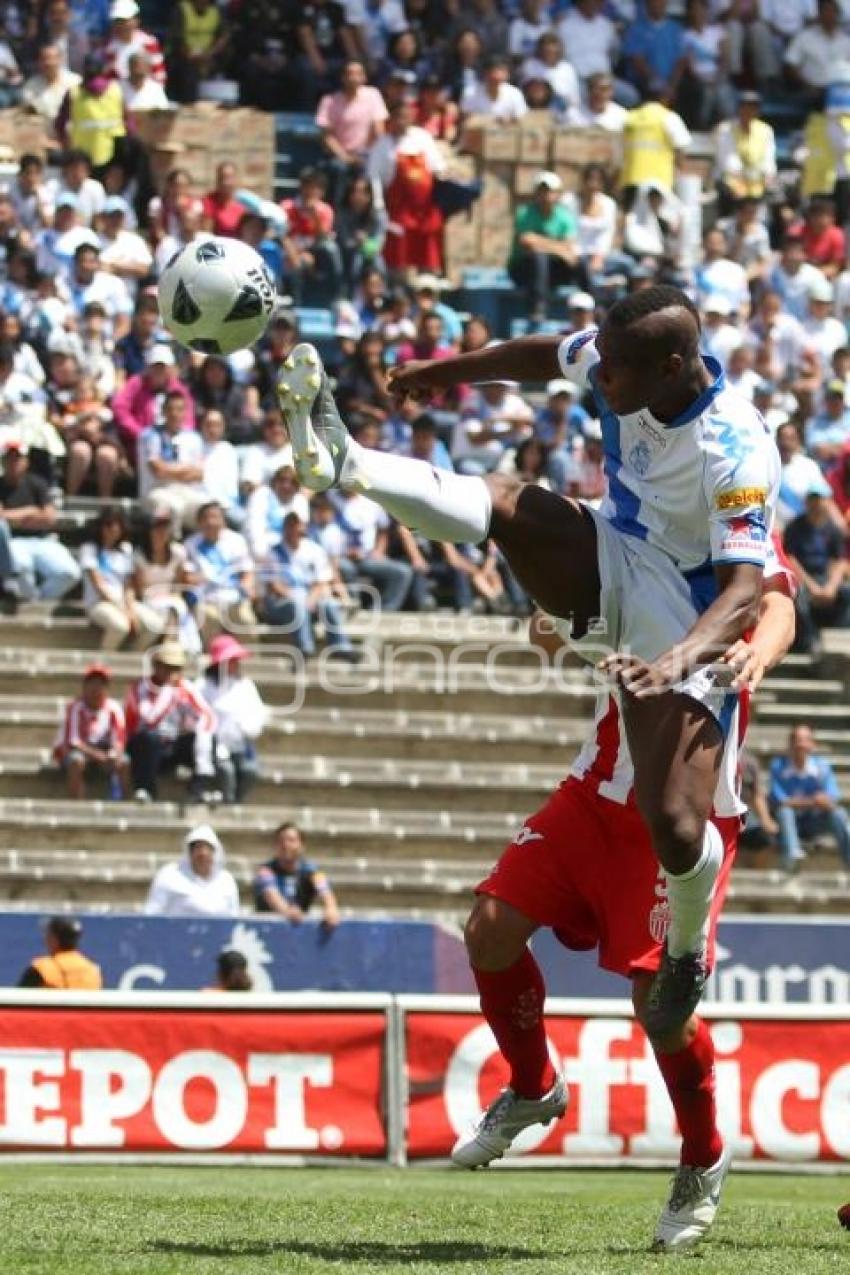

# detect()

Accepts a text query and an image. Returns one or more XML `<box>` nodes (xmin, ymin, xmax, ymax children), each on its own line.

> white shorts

<box><xmin>555</xmin><ymin>505</ymin><xmax>737</xmax><ymax>733</ymax></box>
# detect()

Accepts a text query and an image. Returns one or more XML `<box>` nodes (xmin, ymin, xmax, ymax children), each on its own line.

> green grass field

<box><xmin>0</xmin><ymin>1164</ymin><xmax>847</xmax><ymax>1275</ymax></box>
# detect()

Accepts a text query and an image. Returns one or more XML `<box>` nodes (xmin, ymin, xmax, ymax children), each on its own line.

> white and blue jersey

<box><xmin>558</xmin><ymin>328</ymin><xmax>780</xmax><ymax>594</ymax></box>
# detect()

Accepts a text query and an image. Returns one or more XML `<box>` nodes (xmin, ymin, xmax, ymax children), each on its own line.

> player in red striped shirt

<box><xmin>124</xmin><ymin>640</ymin><xmax>218</xmax><ymax>802</ymax></box>
<box><xmin>453</xmin><ymin>551</ymin><xmax>796</xmax><ymax>1253</ymax></box>
<box><xmin>54</xmin><ymin>663</ymin><xmax>128</xmax><ymax>800</ymax></box>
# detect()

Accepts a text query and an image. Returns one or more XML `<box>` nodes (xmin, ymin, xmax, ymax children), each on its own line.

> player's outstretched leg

<box><xmin>633</xmin><ymin>976</ymin><xmax>730</xmax><ymax>1252</ymax></box>
<box><xmin>452</xmin><ymin>895</ymin><xmax>568</xmax><ymax>1169</ymax></box>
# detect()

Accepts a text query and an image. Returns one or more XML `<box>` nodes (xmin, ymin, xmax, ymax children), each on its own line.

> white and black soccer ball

<box><xmin>157</xmin><ymin>235</ymin><xmax>276</xmax><ymax>355</ymax></box>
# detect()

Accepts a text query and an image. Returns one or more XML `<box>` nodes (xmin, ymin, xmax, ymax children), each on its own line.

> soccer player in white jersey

<box><xmin>277</xmin><ymin>286</ymin><xmax>780</xmax><ymax>1042</ymax></box>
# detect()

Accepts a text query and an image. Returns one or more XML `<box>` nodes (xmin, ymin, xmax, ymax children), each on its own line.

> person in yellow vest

<box><xmin>619</xmin><ymin>92</ymin><xmax>692</xmax><ymax>201</ymax></box>
<box><xmin>801</xmin><ymin>105</ymin><xmax>837</xmax><ymax>203</ymax></box>
<box><xmin>825</xmin><ymin>77</ymin><xmax>850</xmax><ymax>227</ymax></box>
<box><xmin>168</xmin><ymin>0</ymin><xmax>230</xmax><ymax>104</ymax></box>
<box><xmin>18</xmin><ymin>917</ymin><xmax>103</xmax><ymax>990</ymax></box>
<box><xmin>714</xmin><ymin>90</ymin><xmax>777</xmax><ymax>208</ymax></box>
<box><xmin>55</xmin><ymin>53</ymin><xmax>127</xmax><ymax>178</ymax></box>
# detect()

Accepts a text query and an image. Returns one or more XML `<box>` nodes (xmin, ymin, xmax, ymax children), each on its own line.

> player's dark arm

<box><xmin>388</xmin><ymin>335</ymin><xmax>563</xmax><ymax>398</ymax></box>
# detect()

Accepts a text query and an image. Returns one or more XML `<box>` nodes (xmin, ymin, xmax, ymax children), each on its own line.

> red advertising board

<box><xmin>0</xmin><ymin>1008</ymin><xmax>387</xmax><ymax>1155</ymax></box>
<box><xmin>405</xmin><ymin>1011</ymin><xmax>850</xmax><ymax>1164</ymax></box>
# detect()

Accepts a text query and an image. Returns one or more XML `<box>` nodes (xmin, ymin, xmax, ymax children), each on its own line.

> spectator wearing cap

<box><xmin>281</xmin><ymin>168</ymin><xmax>343</xmax><ymax>305</ymax></box>
<box><xmin>769</xmin><ymin>725</ymin><xmax>850</xmax><ymax>868</ymax></box>
<box><xmin>200</xmin><ymin>635</ymin><xmax>268</xmax><ymax>804</ymax></box>
<box><xmin>260</xmin><ymin>511</ymin><xmax>357</xmax><ymax>659</ymax></box>
<box><xmin>715</xmin><ymin>92</ymin><xmax>776</xmax><ymax>205</ymax></box>
<box><xmin>784</xmin><ymin>488</ymin><xmax>850</xmax><ymax>649</ymax></box>
<box><xmin>416</xmin><ymin>72</ymin><xmax>459</xmax><ymax>144</ymax></box>
<box><xmin>366</xmin><ymin>99</ymin><xmax>446</xmax><ymax>275</ymax></box>
<box><xmin>104</xmin><ymin>0</ymin><xmax>166</xmax><ymax>87</ymax></box>
<box><xmin>53</xmin><ymin>662</ymin><xmax>129</xmax><ymax>799</ymax></box>
<box><xmin>0</xmin><ymin>439</ymin><xmax>79</xmax><ymax>601</ymax></box>
<box><xmin>80</xmin><ymin>505</ymin><xmax>163</xmax><ymax>650</ymax></box>
<box><xmin>145</xmin><ymin>824</ymin><xmax>239</xmax><ymax>916</ymax></box>
<box><xmin>56</xmin><ymin>58</ymin><xmax>127</xmax><ymax>179</ymax></box>
<box><xmin>122</xmin><ymin>49</ymin><xmax>170</xmax><ymax>111</ymax></box>
<box><xmin>785</xmin><ymin>0</ymin><xmax>850</xmax><ymax>96</ymax></box>
<box><xmin>461</xmin><ymin>53</ymin><xmax>530</xmax><ymax>121</ymax></box>
<box><xmin>564</xmin><ymin>291</ymin><xmax>597</xmax><ymax>336</ymax></box>
<box><xmin>336</xmin><ymin>173</ymin><xmax>387</xmax><ymax>291</ymax></box>
<box><xmin>316</xmin><ymin>57</ymin><xmax>388</xmax><ymax>181</ymax></box>
<box><xmin>508</xmin><ymin>171</ymin><xmax>583</xmax><ymax>323</ymax></box>
<box><xmin>125</xmin><ymin>640</ymin><xmax>218</xmax><ymax>801</ymax></box>
<box><xmin>184</xmin><ymin>500</ymin><xmax>256</xmax><ymax>642</ymax></box>
<box><xmin>412</xmin><ymin>274</ymin><xmax>462</xmax><ymax>346</ymax></box>
<box><xmin>97</xmin><ymin>194</ymin><xmax>153</xmax><ymax>294</ymax></box>
<box><xmin>167</xmin><ymin>0</ymin><xmax>230</xmax><ymax>104</ymax></box>
<box><xmin>23</xmin><ymin>42</ymin><xmax>81</xmax><ymax>124</ymax></box>
<box><xmin>804</xmin><ymin>277</ymin><xmax>847</xmax><ymax>378</ymax></box>
<box><xmin>535</xmin><ymin>379</ymin><xmax>590</xmax><ymax>489</ymax></box>
<box><xmin>254</xmin><ymin>821</ymin><xmax>340</xmax><ymax>928</ymax></box>
<box><xmin>566</xmin><ymin>72</ymin><xmax>627</xmax><ymax>133</ymax></box>
<box><xmin>201</xmin><ymin>161</ymin><xmax>244</xmax><ymax>238</ymax></box>
<box><xmin>18</xmin><ymin>917</ymin><xmax>103</xmax><ymax>990</ymax></box>
<box><xmin>137</xmin><ymin>380</ymin><xmax>205</xmax><ymax>528</ymax></box>
<box><xmin>701</xmin><ymin>296</ymin><xmax>743</xmax><ymax>370</ymax></box>
<box><xmin>113</xmin><ymin>342</ymin><xmax>194</xmax><ymax>460</ymax></box>
<box><xmin>132</xmin><ymin>507</ymin><xmax>202</xmax><ymax>653</ymax></box>
<box><xmin>806</xmin><ymin>380</ymin><xmax>850</xmax><ymax>469</ymax></box>
<box><xmin>68</xmin><ymin>241</ymin><xmax>132</xmax><ymax>342</ymax></box>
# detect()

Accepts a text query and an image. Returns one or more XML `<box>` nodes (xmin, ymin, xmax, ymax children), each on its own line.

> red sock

<box><xmin>473</xmin><ymin>948</ymin><xmax>556</xmax><ymax>1100</ymax></box>
<box><xmin>654</xmin><ymin>1018</ymin><xmax>723</xmax><ymax>1168</ymax></box>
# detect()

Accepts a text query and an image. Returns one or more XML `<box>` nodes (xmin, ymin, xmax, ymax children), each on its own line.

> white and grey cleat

<box><xmin>451</xmin><ymin>1073</ymin><xmax>568</xmax><ymax>1169</ymax></box>
<box><xmin>276</xmin><ymin>342</ymin><xmax>351</xmax><ymax>491</ymax></box>
<box><xmin>652</xmin><ymin>1144</ymin><xmax>731</xmax><ymax>1253</ymax></box>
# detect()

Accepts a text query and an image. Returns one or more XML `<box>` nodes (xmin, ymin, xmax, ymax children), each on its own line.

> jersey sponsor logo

<box><xmin>514</xmin><ymin>826</ymin><xmax>544</xmax><ymax>847</ymax></box>
<box><xmin>723</xmin><ymin>513</ymin><xmax>767</xmax><ymax>547</ymax></box>
<box><xmin>564</xmin><ymin>328</ymin><xmax>597</xmax><ymax>364</ymax></box>
<box><xmin>628</xmin><ymin>439</ymin><xmax>653</xmax><ymax>476</ymax></box>
<box><xmin>636</xmin><ymin>414</ymin><xmax>668</xmax><ymax>449</ymax></box>
<box><xmin>716</xmin><ymin>486</ymin><xmax>768</xmax><ymax>511</ymax></box>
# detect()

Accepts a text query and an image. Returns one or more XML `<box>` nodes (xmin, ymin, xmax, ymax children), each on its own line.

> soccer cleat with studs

<box><xmin>652</xmin><ymin>1144</ymin><xmax>731</xmax><ymax>1252</ymax></box>
<box><xmin>451</xmin><ymin>1072</ymin><xmax>568</xmax><ymax>1169</ymax></box>
<box><xmin>276</xmin><ymin>342</ymin><xmax>351</xmax><ymax>491</ymax></box>
<box><xmin>643</xmin><ymin>945</ymin><xmax>709</xmax><ymax>1038</ymax></box>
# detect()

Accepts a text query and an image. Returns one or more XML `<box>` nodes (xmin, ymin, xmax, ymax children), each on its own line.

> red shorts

<box><xmin>477</xmin><ymin>777</ymin><xmax>738</xmax><ymax>979</ymax></box>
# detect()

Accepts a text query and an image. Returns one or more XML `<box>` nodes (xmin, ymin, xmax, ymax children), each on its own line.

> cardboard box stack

<box><xmin>444</xmin><ymin>117</ymin><xmax>619</xmax><ymax>283</ymax></box>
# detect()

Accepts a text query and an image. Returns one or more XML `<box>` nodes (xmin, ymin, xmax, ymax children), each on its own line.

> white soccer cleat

<box><xmin>652</xmin><ymin>1144</ymin><xmax>731</xmax><ymax>1252</ymax></box>
<box><xmin>276</xmin><ymin>342</ymin><xmax>350</xmax><ymax>491</ymax></box>
<box><xmin>451</xmin><ymin>1073</ymin><xmax>568</xmax><ymax>1169</ymax></box>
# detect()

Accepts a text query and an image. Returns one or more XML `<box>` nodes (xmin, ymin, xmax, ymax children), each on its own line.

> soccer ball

<box><xmin>157</xmin><ymin>235</ymin><xmax>276</xmax><ymax>355</ymax></box>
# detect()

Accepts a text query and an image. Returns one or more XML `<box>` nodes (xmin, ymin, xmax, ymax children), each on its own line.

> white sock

<box><xmin>664</xmin><ymin>821</ymin><xmax>723</xmax><ymax>959</ymax></box>
<box><xmin>339</xmin><ymin>440</ymin><xmax>492</xmax><ymax>544</ymax></box>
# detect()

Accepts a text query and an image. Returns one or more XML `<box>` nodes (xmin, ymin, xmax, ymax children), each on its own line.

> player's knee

<box><xmin>464</xmin><ymin>898</ymin><xmax>522</xmax><ymax>971</ymax></box>
<box><xmin>484</xmin><ymin>473</ymin><xmax>524</xmax><ymax>525</ymax></box>
<box><xmin>643</xmin><ymin>799</ymin><xmax>706</xmax><ymax>868</ymax></box>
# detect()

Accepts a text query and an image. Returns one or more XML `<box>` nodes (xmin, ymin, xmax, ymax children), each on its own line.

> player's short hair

<box><xmin>605</xmin><ymin>285</ymin><xmax>701</xmax><ymax>360</ymax></box>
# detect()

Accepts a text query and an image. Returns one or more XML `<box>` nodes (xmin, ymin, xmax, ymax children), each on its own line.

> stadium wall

<box><xmin>2</xmin><ymin>912</ymin><xmax>850</xmax><ymax>1006</ymax></box>
<box><xmin>0</xmin><ymin>990</ymin><xmax>848</xmax><ymax>1169</ymax></box>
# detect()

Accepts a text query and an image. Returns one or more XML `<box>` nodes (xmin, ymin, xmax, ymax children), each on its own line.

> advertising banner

<box><xmin>405</xmin><ymin>1009</ymin><xmax>850</xmax><ymax>1164</ymax></box>
<box><xmin>0</xmin><ymin>1006</ymin><xmax>388</xmax><ymax>1156</ymax></box>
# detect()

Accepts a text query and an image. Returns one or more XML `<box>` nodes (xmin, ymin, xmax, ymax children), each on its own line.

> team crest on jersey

<box><xmin>649</xmin><ymin>900</ymin><xmax>670</xmax><ymax>944</ymax></box>
<box><xmin>628</xmin><ymin>439</ymin><xmax>653</xmax><ymax>476</ymax></box>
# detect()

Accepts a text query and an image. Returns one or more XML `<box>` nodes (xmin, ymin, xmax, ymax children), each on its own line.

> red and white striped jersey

<box><xmin>104</xmin><ymin>31</ymin><xmax>166</xmax><ymax>85</ymax></box>
<box><xmin>571</xmin><ymin>535</ymin><xmax>795</xmax><ymax>816</ymax></box>
<box><xmin>124</xmin><ymin>677</ymin><xmax>215</xmax><ymax>742</ymax></box>
<box><xmin>54</xmin><ymin>697</ymin><xmax>126</xmax><ymax>761</ymax></box>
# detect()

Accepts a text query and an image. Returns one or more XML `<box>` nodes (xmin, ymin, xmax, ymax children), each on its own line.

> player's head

<box><xmin>595</xmin><ymin>285</ymin><xmax>702</xmax><ymax>415</ymax></box>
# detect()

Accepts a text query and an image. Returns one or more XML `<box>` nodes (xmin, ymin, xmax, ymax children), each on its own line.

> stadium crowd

<box><xmin>0</xmin><ymin>0</ymin><xmax>845</xmax><ymax>870</ymax></box>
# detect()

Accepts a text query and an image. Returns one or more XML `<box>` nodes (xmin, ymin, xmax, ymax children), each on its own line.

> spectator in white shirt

<box><xmin>240</xmin><ymin>410</ymin><xmax>293</xmax><ymax>498</ymax></box>
<box><xmin>694</xmin><ymin>225</ymin><xmax>751</xmax><ymax>318</ymax></box>
<box><xmin>747</xmin><ymin>289</ymin><xmax>819</xmax><ymax>387</ymax></box>
<box><xmin>775</xmin><ymin>419</ymin><xmax>833</xmax><ymax>527</ymax></box>
<box><xmin>509</xmin><ymin>0</ymin><xmax>555</xmax><ymax>59</ymax></box>
<box><xmin>138</xmin><ymin>389</ymin><xmax>206</xmax><ymax>526</ymax></box>
<box><xmin>68</xmin><ymin>241</ymin><xmax>133</xmax><ymax>341</ymax></box>
<box><xmin>35</xmin><ymin>193</ymin><xmax>98</xmax><ymax>279</ymax></box>
<box><xmin>260</xmin><ymin>511</ymin><xmax>357</xmax><ymax>658</ymax></box>
<box><xmin>460</xmin><ymin>54</ymin><xmax>529</xmax><ymax>121</ymax></box>
<box><xmin>79</xmin><ymin>505</ymin><xmax>162</xmax><ymax>650</ymax></box>
<box><xmin>46</xmin><ymin>149</ymin><xmax>106</xmax><ymax>227</ymax></box>
<box><xmin>97</xmin><ymin>194</ymin><xmax>153</xmax><ymax>294</ymax></box>
<box><xmin>520</xmin><ymin>33</ymin><xmax>580</xmax><ymax>114</ymax></box>
<box><xmin>201</xmin><ymin>634</ymin><xmax>268</xmax><ymax>803</ymax></box>
<box><xmin>22</xmin><ymin>43</ymin><xmax>80</xmax><ymax>125</ymax></box>
<box><xmin>145</xmin><ymin>824</ymin><xmax>240</xmax><ymax>918</ymax></box>
<box><xmin>701</xmin><ymin>296</ymin><xmax>745</xmax><ymax>369</ymax></box>
<box><xmin>122</xmin><ymin>50</ymin><xmax>170</xmax><ymax>111</ymax></box>
<box><xmin>575</xmin><ymin>163</ymin><xmax>619</xmax><ymax>278</ymax></box>
<box><xmin>331</xmin><ymin>487</ymin><xmax>413</xmax><ymax>610</ymax></box>
<box><xmin>185</xmin><ymin>500</ymin><xmax>256</xmax><ymax>641</ymax></box>
<box><xmin>566</xmin><ymin>71</ymin><xmax>628</xmax><ymax>130</ymax></box>
<box><xmin>246</xmin><ymin>464</ymin><xmax>310</xmax><ymax>560</ymax></box>
<box><xmin>558</xmin><ymin>0</ymin><xmax>619</xmax><ymax>81</ymax></box>
<box><xmin>199</xmin><ymin>408</ymin><xmax>241</xmax><ymax>526</ymax></box>
<box><xmin>803</xmin><ymin>276</ymin><xmax>848</xmax><ymax>376</ymax></box>
<box><xmin>6</xmin><ymin>154</ymin><xmax>52</xmax><ymax>234</ymax></box>
<box><xmin>768</xmin><ymin>234</ymin><xmax>828</xmax><ymax>322</ymax></box>
<box><xmin>785</xmin><ymin>0</ymin><xmax>850</xmax><ymax>93</ymax></box>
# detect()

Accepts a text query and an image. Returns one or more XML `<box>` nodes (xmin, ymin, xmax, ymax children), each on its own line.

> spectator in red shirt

<box><xmin>201</xmin><ymin>161</ymin><xmax>245</xmax><ymax>238</ymax></box>
<box><xmin>829</xmin><ymin>445</ymin><xmax>850</xmax><ymax>531</ymax></box>
<box><xmin>54</xmin><ymin>663</ymin><xmax>129</xmax><ymax>800</ymax></box>
<box><xmin>801</xmin><ymin>198</ymin><xmax>846</xmax><ymax>279</ymax></box>
<box><xmin>281</xmin><ymin>168</ymin><xmax>343</xmax><ymax>303</ymax></box>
